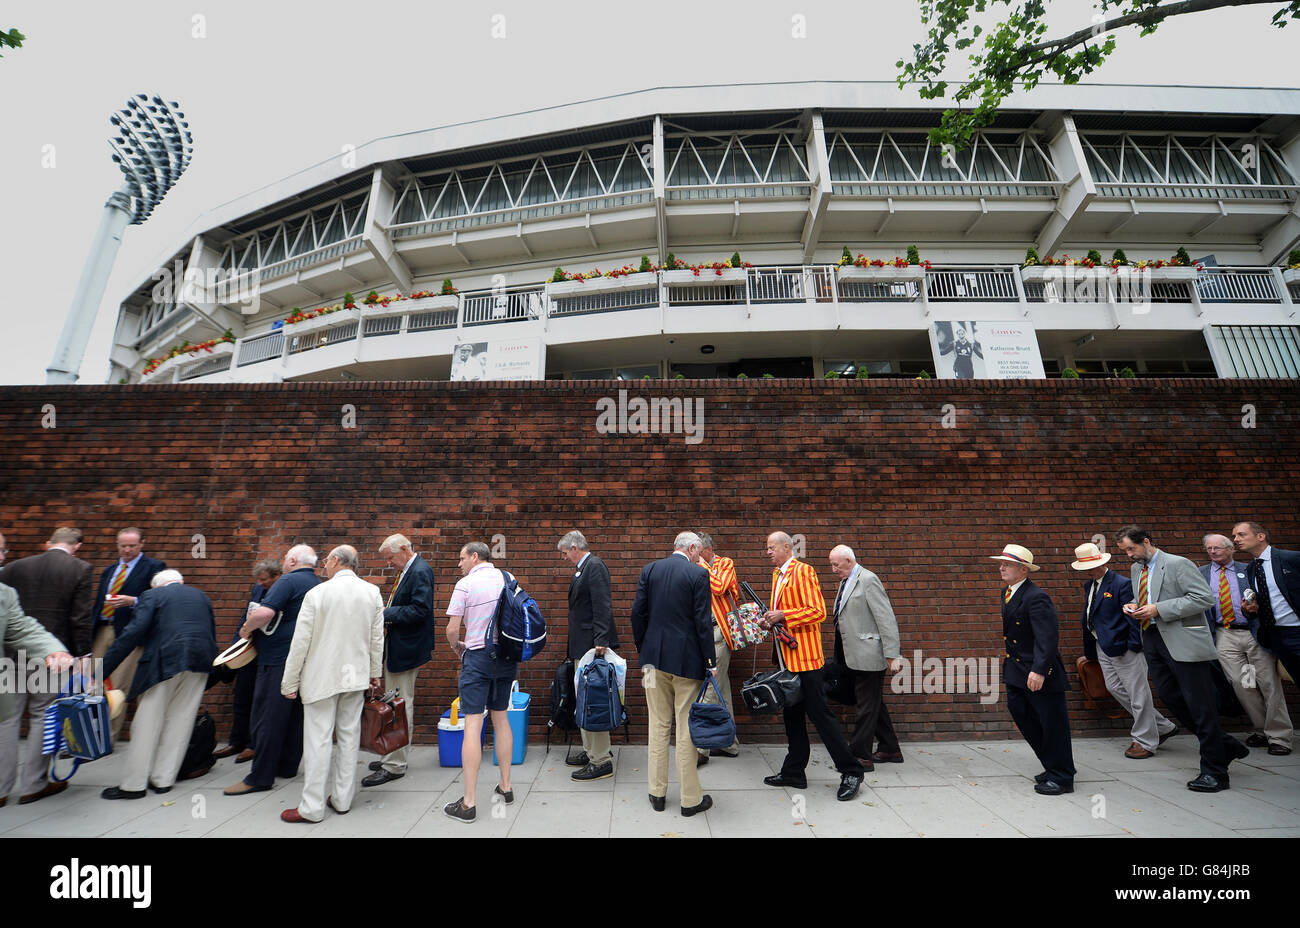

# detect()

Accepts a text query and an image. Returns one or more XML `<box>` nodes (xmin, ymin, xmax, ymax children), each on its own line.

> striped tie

<box><xmin>101</xmin><ymin>563</ymin><xmax>128</xmax><ymax>619</ymax></box>
<box><xmin>1218</xmin><ymin>569</ymin><xmax>1236</xmax><ymax>627</ymax></box>
<box><xmin>1003</xmin><ymin>588</ymin><xmax>1012</xmax><ymax>604</ymax></box>
<box><xmin>387</xmin><ymin>573</ymin><xmax>401</xmax><ymax>607</ymax></box>
<box><xmin>1138</xmin><ymin>566</ymin><xmax>1151</xmax><ymax>630</ymax></box>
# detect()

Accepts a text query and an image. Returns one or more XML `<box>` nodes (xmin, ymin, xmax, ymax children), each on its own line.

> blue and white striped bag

<box><xmin>42</xmin><ymin>672</ymin><xmax>113</xmax><ymax>782</ymax></box>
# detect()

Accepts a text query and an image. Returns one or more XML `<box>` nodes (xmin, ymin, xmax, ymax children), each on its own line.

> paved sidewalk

<box><xmin>2</xmin><ymin>732</ymin><xmax>1297</xmax><ymax>838</ymax></box>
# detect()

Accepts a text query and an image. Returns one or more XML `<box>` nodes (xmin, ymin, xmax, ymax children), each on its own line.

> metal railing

<box><xmin>927</xmin><ymin>267</ymin><xmax>1020</xmax><ymax>302</ymax></box>
<box><xmin>161</xmin><ymin>263</ymin><xmax>1295</xmax><ymax>382</ymax></box>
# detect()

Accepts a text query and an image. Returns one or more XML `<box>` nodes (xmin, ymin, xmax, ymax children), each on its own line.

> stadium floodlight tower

<box><xmin>45</xmin><ymin>94</ymin><xmax>193</xmax><ymax>384</ymax></box>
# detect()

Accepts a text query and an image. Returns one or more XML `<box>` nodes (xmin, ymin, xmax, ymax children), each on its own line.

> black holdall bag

<box><xmin>740</xmin><ymin>585</ymin><xmax>804</xmax><ymax>713</ymax></box>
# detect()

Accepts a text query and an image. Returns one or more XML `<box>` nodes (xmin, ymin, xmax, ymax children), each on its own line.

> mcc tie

<box><xmin>1138</xmin><ymin>566</ymin><xmax>1151</xmax><ymax>630</ymax></box>
<box><xmin>1219</xmin><ymin>569</ymin><xmax>1236</xmax><ymax>627</ymax></box>
<box><xmin>101</xmin><ymin>563</ymin><xmax>128</xmax><ymax>619</ymax></box>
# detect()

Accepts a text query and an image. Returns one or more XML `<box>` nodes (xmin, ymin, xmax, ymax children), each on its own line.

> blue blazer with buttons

<box><xmin>1080</xmin><ymin>569</ymin><xmax>1139</xmax><ymax>661</ymax></box>
<box><xmin>1002</xmin><ymin>579</ymin><xmax>1067</xmax><ymax>693</ymax></box>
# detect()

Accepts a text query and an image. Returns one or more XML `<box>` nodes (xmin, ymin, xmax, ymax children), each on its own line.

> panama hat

<box><xmin>213</xmin><ymin>637</ymin><xmax>257</xmax><ymax>670</ymax></box>
<box><xmin>990</xmin><ymin>544</ymin><xmax>1040</xmax><ymax>571</ymax></box>
<box><xmin>1070</xmin><ymin>542</ymin><xmax>1112</xmax><ymax>571</ymax></box>
<box><xmin>106</xmin><ymin>688</ymin><xmax>126</xmax><ymax>721</ymax></box>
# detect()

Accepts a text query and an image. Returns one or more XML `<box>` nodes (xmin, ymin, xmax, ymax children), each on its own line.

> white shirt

<box><xmin>1259</xmin><ymin>547</ymin><xmax>1299</xmax><ymax>628</ymax></box>
<box><xmin>773</xmin><ymin>556</ymin><xmax>796</xmax><ymax>608</ymax></box>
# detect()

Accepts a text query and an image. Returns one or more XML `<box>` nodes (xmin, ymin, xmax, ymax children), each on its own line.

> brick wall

<box><xmin>2</xmin><ymin>379</ymin><xmax>1297</xmax><ymax>746</ymax></box>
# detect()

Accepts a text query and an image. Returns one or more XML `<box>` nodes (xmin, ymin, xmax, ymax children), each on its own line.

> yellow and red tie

<box><xmin>1003</xmin><ymin>588</ymin><xmax>1012</xmax><ymax>604</ymax></box>
<box><xmin>101</xmin><ymin>563</ymin><xmax>128</xmax><ymax>619</ymax></box>
<box><xmin>1138</xmin><ymin>566</ymin><xmax>1151</xmax><ymax>630</ymax></box>
<box><xmin>1218</xmin><ymin>569</ymin><xmax>1236</xmax><ymax>627</ymax></box>
<box><xmin>387</xmin><ymin>573</ymin><xmax>401</xmax><ymax>607</ymax></box>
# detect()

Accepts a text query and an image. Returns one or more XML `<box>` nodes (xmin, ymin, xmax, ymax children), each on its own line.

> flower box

<box><xmin>1125</xmin><ymin>265</ymin><xmax>1199</xmax><ymax>282</ymax></box>
<box><xmin>1020</xmin><ymin>265</ymin><xmax>1107</xmax><ymax>283</ymax></box>
<box><xmin>547</xmin><ymin>272</ymin><xmax>659</xmax><ymax>298</ymax></box>
<box><xmin>1281</xmin><ymin>268</ymin><xmax>1299</xmax><ymax>284</ymax></box>
<box><xmin>661</xmin><ymin>268</ymin><xmax>748</xmax><ymax>286</ymax></box>
<box><xmin>361</xmin><ymin>294</ymin><xmax>459</xmax><ymax>319</ymax></box>
<box><xmin>141</xmin><ymin>340</ymin><xmax>235</xmax><ymax>382</ymax></box>
<box><xmin>837</xmin><ymin>265</ymin><xmax>926</xmax><ymax>282</ymax></box>
<box><xmin>283</xmin><ymin>307</ymin><xmax>360</xmax><ymax>337</ymax></box>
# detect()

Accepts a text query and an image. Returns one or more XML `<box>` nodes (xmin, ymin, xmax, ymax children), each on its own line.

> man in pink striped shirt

<box><xmin>442</xmin><ymin>541</ymin><xmax>514</xmax><ymax>824</ymax></box>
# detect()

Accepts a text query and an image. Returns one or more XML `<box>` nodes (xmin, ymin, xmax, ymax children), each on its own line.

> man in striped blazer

<box><xmin>758</xmin><ymin>531</ymin><xmax>864</xmax><ymax>801</ymax></box>
<box><xmin>695</xmin><ymin>532</ymin><xmax>741</xmax><ymax>763</ymax></box>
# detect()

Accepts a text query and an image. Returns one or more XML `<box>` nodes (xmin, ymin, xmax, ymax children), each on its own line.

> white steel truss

<box><xmin>826</xmin><ymin>130</ymin><xmax>1060</xmax><ymax>195</ymax></box>
<box><xmin>215</xmin><ymin>192</ymin><xmax>370</xmax><ymax>279</ymax></box>
<box><xmin>1080</xmin><ymin>133</ymin><xmax>1299</xmax><ymax>199</ymax></box>
<box><xmin>388</xmin><ymin>140</ymin><xmax>655</xmax><ymax>228</ymax></box>
<box><xmin>662</xmin><ymin>130</ymin><xmax>812</xmax><ymax>190</ymax></box>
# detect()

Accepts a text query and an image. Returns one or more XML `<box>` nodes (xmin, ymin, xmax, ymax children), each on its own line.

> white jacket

<box><xmin>281</xmin><ymin>570</ymin><xmax>385</xmax><ymax>704</ymax></box>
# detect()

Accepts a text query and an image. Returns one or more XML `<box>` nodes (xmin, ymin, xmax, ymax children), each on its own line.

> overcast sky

<box><xmin>1</xmin><ymin>0</ymin><xmax>1296</xmax><ymax>385</ymax></box>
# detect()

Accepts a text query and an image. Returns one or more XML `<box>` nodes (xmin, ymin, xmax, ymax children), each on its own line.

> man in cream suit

<box><xmin>828</xmin><ymin>545</ymin><xmax>903</xmax><ymax>770</ymax></box>
<box><xmin>1114</xmin><ymin>525</ymin><xmax>1248</xmax><ymax>793</ymax></box>
<box><xmin>280</xmin><ymin>545</ymin><xmax>384</xmax><ymax>823</ymax></box>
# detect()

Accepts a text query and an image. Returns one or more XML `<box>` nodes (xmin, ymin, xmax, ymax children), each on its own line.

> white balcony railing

<box><xmin>158</xmin><ymin>264</ymin><xmax>1295</xmax><ymax>379</ymax></box>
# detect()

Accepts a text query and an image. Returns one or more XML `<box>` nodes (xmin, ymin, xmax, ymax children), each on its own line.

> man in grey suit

<box><xmin>828</xmin><ymin>545</ymin><xmax>903</xmax><ymax>769</ymax></box>
<box><xmin>557</xmin><ymin>530</ymin><xmax>620</xmax><ymax>780</ymax></box>
<box><xmin>0</xmin><ymin>526</ymin><xmax>95</xmax><ymax>806</ymax></box>
<box><xmin>1115</xmin><ymin>525</ymin><xmax>1248</xmax><ymax>792</ymax></box>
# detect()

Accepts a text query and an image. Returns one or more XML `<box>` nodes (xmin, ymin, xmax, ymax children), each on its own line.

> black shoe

<box><xmin>1246</xmin><ymin>733</ymin><xmax>1270</xmax><ymax>748</ymax></box>
<box><xmin>1034</xmin><ymin>781</ymin><xmax>1074</xmax><ymax>796</ymax></box>
<box><xmin>327</xmin><ymin>796</ymin><xmax>349</xmax><ymax>814</ymax></box>
<box><xmin>696</xmin><ymin>753</ymin><xmax>709</xmax><ymax>767</ymax></box>
<box><xmin>564</xmin><ymin>750</ymin><xmax>589</xmax><ymax>768</ymax></box>
<box><xmin>368</xmin><ymin>760</ymin><xmax>384</xmax><ymax>772</ymax></box>
<box><xmin>1268</xmin><ymin>744</ymin><xmax>1292</xmax><ymax>756</ymax></box>
<box><xmin>571</xmin><ymin>761</ymin><xmax>613</xmax><ymax>781</ymax></box>
<box><xmin>648</xmin><ymin>793</ymin><xmax>665</xmax><ymax>812</ymax></box>
<box><xmin>443</xmin><ymin>798</ymin><xmax>476</xmax><ymax>823</ymax></box>
<box><xmin>147</xmin><ymin>783</ymin><xmax>172</xmax><ymax>795</ymax></box>
<box><xmin>1227</xmin><ymin>739</ymin><xmax>1250</xmax><ymax>762</ymax></box>
<box><xmin>1158</xmin><ymin>725</ymin><xmax>1179</xmax><ymax>745</ymax></box>
<box><xmin>494</xmin><ymin>784</ymin><xmax>514</xmax><ymax>804</ymax></box>
<box><xmin>836</xmin><ymin>774</ymin><xmax>862</xmax><ymax>801</ymax></box>
<box><xmin>763</xmin><ymin>773</ymin><xmax>808</xmax><ymax>789</ymax></box>
<box><xmin>361</xmin><ymin>769</ymin><xmax>404</xmax><ymax>788</ymax></box>
<box><xmin>709</xmin><ymin>748</ymin><xmax>740</xmax><ymax>758</ymax></box>
<box><xmin>681</xmin><ymin>795</ymin><xmax>712</xmax><ymax>817</ymax></box>
<box><xmin>1033</xmin><ymin>772</ymin><xmax>1050</xmax><ymax>784</ymax></box>
<box><xmin>101</xmin><ymin>786</ymin><xmax>147</xmax><ymax>800</ymax></box>
<box><xmin>1187</xmin><ymin>773</ymin><xmax>1229</xmax><ymax>792</ymax></box>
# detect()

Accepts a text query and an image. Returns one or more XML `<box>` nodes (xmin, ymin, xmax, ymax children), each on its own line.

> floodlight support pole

<box><xmin>46</xmin><ymin>185</ymin><xmax>134</xmax><ymax>384</ymax></box>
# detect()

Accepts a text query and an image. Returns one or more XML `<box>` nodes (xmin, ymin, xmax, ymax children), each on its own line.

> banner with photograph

<box><xmin>929</xmin><ymin>321</ymin><xmax>1045</xmax><ymax>379</ymax></box>
<box><xmin>450</xmin><ymin>337</ymin><xmax>545</xmax><ymax>381</ymax></box>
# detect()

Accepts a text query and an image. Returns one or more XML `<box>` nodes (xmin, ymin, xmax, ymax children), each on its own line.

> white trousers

<box><xmin>120</xmin><ymin>671</ymin><xmax>207</xmax><ymax>792</ymax></box>
<box><xmin>299</xmin><ymin>690</ymin><xmax>364</xmax><ymax>822</ymax></box>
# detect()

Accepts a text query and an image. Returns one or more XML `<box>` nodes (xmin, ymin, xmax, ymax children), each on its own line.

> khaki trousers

<box><xmin>579</xmin><ymin>727</ymin><xmax>612</xmax><ymax>767</ymax></box>
<box><xmin>380</xmin><ymin>666</ymin><xmax>419</xmax><ymax>773</ymax></box>
<box><xmin>120</xmin><ymin>671</ymin><xmax>207</xmax><ymax>792</ymax></box>
<box><xmin>299</xmin><ymin>690</ymin><xmax>364</xmax><ymax>822</ymax></box>
<box><xmin>697</xmin><ymin>627</ymin><xmax>739</xmax><ymax>755</ymax></box>
<box><xmin>93</xmin><ymin>624</ymin><xmax>141</xmax><ymax>741</ymax></box>
<box><xmin>0</xmin><ymin>688</ymin><xmax>57</xmax><ymax>799</ymax></box>
<box><xmin>644</xmin><ymin>668</ymin><xmax>703</xmax><ymax>808</ymax></box>
<box><xmin>1217</xmin><ymin>626</ymin><xmax>1293</xmax><ymax>750</ymax></box>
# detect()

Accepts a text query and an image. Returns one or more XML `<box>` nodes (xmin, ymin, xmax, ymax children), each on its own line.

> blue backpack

<box><xmin>574</xmin><ymin>658</ymin><xmax>625</xmax><ymax>732</ymax></box>
<box><xmin>486</xmin><ymin>570</ymin><xmax>547</xmax><ymax>662</ymax></box>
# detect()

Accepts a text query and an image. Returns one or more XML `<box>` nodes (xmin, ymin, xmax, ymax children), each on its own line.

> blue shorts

<box><xmin>458</xmin><ymin>647</ymin><xmax>518</xmax><ymax>714</ymax></box>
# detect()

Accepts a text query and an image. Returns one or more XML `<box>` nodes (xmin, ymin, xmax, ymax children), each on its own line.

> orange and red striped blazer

<box><xmin>770</xmin><ymin>558</ymin><xmax>826</xmax><ymax>672</ymax></box>
<box><xmin>706</xmin><ymin>555</ymin><xmax>740</xmax><ymax>649</ymax></box>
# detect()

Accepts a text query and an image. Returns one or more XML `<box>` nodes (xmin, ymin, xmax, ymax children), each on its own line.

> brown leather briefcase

<box><xmin>1075</xmin><ymin>655</ymin><xmax>1110</xmax><ymax>709</ymax></box>
<box><xmin>360</xmin><ymin>687</ymin><xmax>409</xmax><ymax>755</ymax></box>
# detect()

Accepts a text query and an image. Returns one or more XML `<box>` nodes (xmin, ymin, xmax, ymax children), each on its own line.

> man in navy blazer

<box><xmin>1233</xmin><ymin>522</ymin><xmax>1300</xmax><ymax>708</ymax></box>
<box><xmin>89</xmin><ymin>528</ymin><xmax>166</xmax><ymax>740</ymax></box>
<box><xmin>1071</xmin><ymin>542</ymin><xmax>1175</xmax><ymax>759</ymax></box>
<box><xmin>992</xmin><ymin>544</ymin><xmax>1075</xmax><ymax>796</ymax></box>
<box><xmin>629</xmin><ymin>531</ymin><xmax>716</xmax><ymax>816</ymax></box>
<box><xmin>364</xmin><ymin>534</ymin><xmax>437</xmax><ymax>787</ymax></box>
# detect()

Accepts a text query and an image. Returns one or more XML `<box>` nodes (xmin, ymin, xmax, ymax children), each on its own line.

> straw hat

<box><xmin>990</xmin><ymin>544</ymin><xmax>1040</xmax><ymax>571</ymax></box>
<box><xmin>106</xmin><ymin>688</ymin><xmax>126</xmax><ymax>721</ymax></box>
<box><xmin>213</xmin><ymin>637</ymin><xmax>257</xmax><ymax>670</ymax></box>
<box><xmin>1070</xmin><ymin>542</ymin><xmax>1112</xmax><ymax>571</ymax></box>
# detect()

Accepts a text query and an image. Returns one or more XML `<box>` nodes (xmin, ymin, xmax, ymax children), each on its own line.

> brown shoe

<box><xmin>235</xmin><ymin>749</ymin><xmax>255</xmax><ymax>764</ymax></box>
<box><xmin>19</xmin><ymin>780</ymin><xmax>68</xmax><ymax>805</ymax></box>
<box><xmin>855</xmin><ymin>757</ymin><xmax>876</xmax><ymax>772</ymax></box>
<box><xmin>179</xmin><ymin>766</ymin><xmax>212</xmax><ymax>781</ymax></box>
<box><xmin>223</xmin><ymin>780</ymin><xmax>271</xmax><ymax>796</ymax></box>
<box><xmin>872</xmin><ymin>750</ymin><xmax>905</xmax><ymax>764</ymax></box>
<box><xmin>212</xmin><ymin>744</ymin><xmax>242</xmax><ymax>760</ymax></box>
<box><xmin>1124</xmin><ymin>742</ymin><xmax>1155</xmax><ymax>759</ymax></box>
